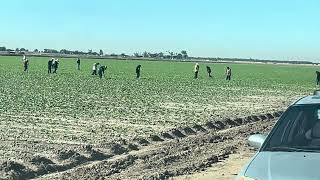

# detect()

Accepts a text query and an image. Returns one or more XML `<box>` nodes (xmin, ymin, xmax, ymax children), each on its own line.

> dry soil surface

<box><xmin>32</xmin><ymin>117</ymin><xmax>276</xmax><ymax>180</ymax></box>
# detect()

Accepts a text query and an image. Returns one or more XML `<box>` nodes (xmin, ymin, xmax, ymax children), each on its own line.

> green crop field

<box><xmin>0</xmin><ymin>56</ymin><xmax>318</xmax><ymax>163</ymax></box>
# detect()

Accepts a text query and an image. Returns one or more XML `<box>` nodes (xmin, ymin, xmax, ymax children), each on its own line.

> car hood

<box><xmin>245</xmin><ymin>151</ymin><xmax>320</xmax><ymax>180</ymax></box>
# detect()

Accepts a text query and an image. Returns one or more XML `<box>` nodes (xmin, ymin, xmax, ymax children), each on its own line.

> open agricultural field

<box><xmin>0</xmin><ymin>56</ymin><xmax>318</xmax><ymax>179</ymax></box>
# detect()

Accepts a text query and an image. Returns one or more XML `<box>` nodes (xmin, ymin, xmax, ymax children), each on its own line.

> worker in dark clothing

<box><xmin>76</xmin><ymin>58</ymin><xmax>80</xmax><ymax>70</ymax></box>
<box><xmin>23</xmin><ymin>58</ymin><xmax>29</xmax><ymax>72</ymax></box>
<box><xmin>53</xmin><ymin>59</ymin><xmax>59</xmax><ymax>73</ymax></box>
<box><xmin>98</xmin><ymin>65</ymin><xmax>107</xmax><ymax>79</ymax></box>
<box><xmin>194</xmin><ymin>63</ymin><xmax>200</xmax><ymax>79</ymax></box>
<box><xmin>48</xmin><ymin>58</ymin><xmax>53</xmax><ymax>74</ymax></box>
<box><xmin>206</xmin><ymin>66</ymin><xmax>212</xmax><ymax>78</ymax></box>
<box><xmin>136</xmin><ymin>65</ymin><xmax>142</xmax><ymax>79</ymax></box>
<box><xmin>226</xmin><ymin>66</ymin><xmax>232</xmax><ymax>81</ymax></box>
<box><xmin>316</xmin><ymin>71</ymin><xmax>320</xmax><ymax>85</ymax></box>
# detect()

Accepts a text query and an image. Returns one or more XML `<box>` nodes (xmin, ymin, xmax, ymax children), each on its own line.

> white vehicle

<box><xmin>237</xmin><ymin>91</ymin><xmax>320</xmax><ymax>180</ymax></box>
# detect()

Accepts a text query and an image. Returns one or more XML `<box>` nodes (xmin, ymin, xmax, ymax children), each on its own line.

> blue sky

<box><xmin>0</xmin><ymin>0</ymin><xmax>319</xmax><ymax>61</ymax></box>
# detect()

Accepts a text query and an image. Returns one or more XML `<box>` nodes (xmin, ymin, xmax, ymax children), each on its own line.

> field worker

<box><xmin>92</xmin><ymin>63</ymin><xmax>99</xmax><ymax>75</ymax></box>
<box><xmin>194</xmin><ymin>63</ymin><xmax>200</xmax><ymax>79</ymax></box>
<box><xmin>23</xmin><ymin>58</ymin><xmax>29</xmax><ymax>72</ymax></box>
<box><xmin>98</xmin><ymin>65</ymin><xmax>107</xmax><ymax>79</ymax></box>
<box><xmin>53</xmin><ymin>59</ymin><xmax>59</xmax><ymax>73</ymax></box>
<box><xmin>316</xmin><ymin>71</ymin><xmax>320</xmax><ymax>85</ymax></box>
<box><xmin>225</xmin><ymin>66</ymin><xmax>232</xmax><ymax>81</ymax></box>
<box><xmin>48</xmin><ymin>58</ymin><xmax>54</xmax><ymax>74</ymax></box>
<box><xmin>76</xmin><ymin>58</ymin><xmax>80</xmax><ymax>70</ymax></box>
<box><xmin>206</xmin><ymin>66</ymin><xmax>212</xmax><ymax>78</ymax></box>
<box><xmin>136</xmin><ymin>65</ymin><xmax>142</xmax><ymax>79</ymax></box>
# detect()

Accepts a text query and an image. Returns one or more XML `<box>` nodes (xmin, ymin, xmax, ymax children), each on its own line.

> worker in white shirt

<box><xmin>92</xmin><ymin>63</ymin><xmax>99</xmax><ymax>75</ymax></box>
<box><xmin>194</xmin><ymin>63</ymin><xmax>199</xmax><ymax>79</ymax></box>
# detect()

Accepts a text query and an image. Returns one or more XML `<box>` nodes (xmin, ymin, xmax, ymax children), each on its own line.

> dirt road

<box><xmin>174</xmin><ymin>150</ymin><xmax>255</xmax><ymax>180</ymax></box>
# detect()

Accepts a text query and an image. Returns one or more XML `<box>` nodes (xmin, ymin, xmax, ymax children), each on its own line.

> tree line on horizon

<box><xmin>0</xmin><ymin>46</ymin><xmax>315</xmax><ymax>64</ymax></box>
<box><xmin>0</xmin><ymin>46</ymin><xmax>189</xmax><ymax>60</ymax></box>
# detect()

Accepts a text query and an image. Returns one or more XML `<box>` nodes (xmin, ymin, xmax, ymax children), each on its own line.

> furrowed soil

<box><xmin>36</xmin><ymin>118</ymin><xmax>276</xmax><ymax>180</ymax></box>
<box><xmin>0</xmin><ymin>56</ymin><xmax>317</xmax><ymax>179</ymax></box>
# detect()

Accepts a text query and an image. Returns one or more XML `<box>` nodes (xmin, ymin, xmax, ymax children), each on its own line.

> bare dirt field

<box><xmin>23</xmin><ymin>113</ymin><xmax>277</xmax><ymax>180</ymax></box>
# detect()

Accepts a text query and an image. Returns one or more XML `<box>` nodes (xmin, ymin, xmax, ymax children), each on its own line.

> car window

<box><xmin>264</xmin><ymin>105</ymin><xmax>320</xmax><ymax>151</ymax></box>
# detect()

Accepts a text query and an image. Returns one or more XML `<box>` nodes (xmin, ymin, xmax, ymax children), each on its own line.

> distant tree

<box><xmin>60</xmin><ymin>49</ymin><xmax>67</xmax><ymax>54</ymax></box>
<box><xmin>121</xmin><ymin>53</ymin><xmax>128</xmax><ymax>57</ymax></box>
<box><xmin>158</xmin><ymin>52</ymin><xmax>164</xmax><ymax>58</ymax></box>
<box><xmin>20</xmin><ymin>48</ymin><xmax>26</xmax><ymax>52</ymax></box>
<box><xmin>99</xmin><ymin>49</ymin><xmax>104</xmax><ymax>56</ymax></box>
<box><xmin>181</xmin><ymin>50</ymin><xmax>188</xmax><ymax>59</ymax></box>
<box><xmin>0</xmin><ymin>46</ymin><xmax>6</xmax><ymax>51</ymax></box>
<box><xmin>148</xmin><ymin>53</ymin><xmax>158</xmax><ymax>58</ymax></box>
<box><xmin>177</xmin><ymin>53</ymin><xmax>183</xmax><ymax>59</ymax></box>
<box><xmin>15</xmin><ymin>48</ymin><xmax>20</xmax><ymax>52</ymax></box>
<box><xmin>88</xmin><ymin>49</ymin><xmax>93</xmax><ymax>55</ymax></box>
<box><xmin>143</xmin><ymin>51</ymin><xmax>149</xmax><ymax>58</ymax></box>
<box><xmin>44</xmin><ymin>49</ymin><xmax>58</xmax><ymax>53</ymax></box>
<box><xmin>34</xmin><ymin>49</ymin><xmax>39</xmax><ymax>53</ymax></box>
<box><xmin>167</xmin><ymin>51</ymin><xmax>174</xmax><ymax>59</ymax></box>
<box><xmin>134</xmin><ymin>52</ymin><xmax>140</xmax><ymax>57</ymax></box>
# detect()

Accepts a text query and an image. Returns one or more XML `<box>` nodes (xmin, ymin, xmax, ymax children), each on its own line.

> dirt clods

<box><xmin>225</xmin><ymin>118</ymin><xmax>239</xmax><ymax>127</ymax></box>
<box><xmin>205</xmin><ymin>121</ymin><xmax>217</xmax><ymax>130</ymax></box>
<box><xmin>214</xmin><ymin>121</ymin><xmax>225</xmax><ymax>129</ymax></box>
<box><xmin>234</xmin><ymin>118</ymin><xmax>243</xmax><ymax>124</ymax></box>
<box><xmin>183</xmin><ymin>127</ymin><xmax>197</xmax><ymax>135</ymax></box>
<box><xmin>265</xmin><ymin>113</ymin><xmax>274</xmax><ymax>119</ymax></box>
<box><xmin>90</xmin><ymin>149</ymin><xmax>111</xmax><ymax>160</ymax></box>
<box><xmin>171</xmin><ymin>129</ymin><xmax>186</xmax><ymax>138</ymax></box>
<box><xmin>0</xmin><ymin>161</ymin><xmax>31</xmax><ymax>179</ymax></box>
<box><xmin>31</xmin><ymin>156</ymin><xmax>54</xmax><ymax>166</ymax></box>
<box><xmin>137</xmin><ymin>138</ymin><xmax>150</xmax><ymax>146</ymax></box>
<box><xmin>57</xmin><ymin>150</ymin><xmax>78</xmax><ymax>160</ymax></box>
<box><xmin>150</xmin><ymin>135</ymin><xmax>164</xmax><ymax>142</ymax></box>
<box><xmin>193</xmin><ymin>124</ymin><xmax>207</xmax><ymax>132</ymax></box>
<box><xmin>258</xmin><ymin>115</ymin><xmax>267</xmax><ymax>120</ymax></box>
<box><xmin>110</xmin><ymin>143</ymin><xmax>128</xmax><ymax>155</ymax></box>
<box><xmin>128</xmin><ymin>143</ymin><xmax>140</xmax><ymax>151</ymax></box>
<box><xmin>162</xmin><ymin>132</ymin><xmax>175</xmax><ymax>139</ymax></box>
<box><xmin>251</xmin><ymin>115</ymin><xmax>260</xmax><ymax>121</ymax></box>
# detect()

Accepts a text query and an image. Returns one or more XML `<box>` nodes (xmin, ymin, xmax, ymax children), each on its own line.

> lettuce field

<box><xmin>0</xmin><ymin>56</ymin><xmax>318</xmax><ymax>179</ymax></box>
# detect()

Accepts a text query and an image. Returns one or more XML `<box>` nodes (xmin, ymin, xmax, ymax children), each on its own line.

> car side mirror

<box><xmin>248</xmin><ymin>134</ymin><xmax>267</xmax><ymax>149</ymax></box>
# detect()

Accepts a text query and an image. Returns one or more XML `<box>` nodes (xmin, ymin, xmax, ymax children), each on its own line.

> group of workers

<box><xmin>91</xmin><ymin>62</ymin><xmax>107</xmax><ymax>79</ymax></box>
<box><xmin>20</xmin><ymin>56</ymin><xmax>320</xmax><ymax>84</ymax></box>
<box><xmin>90</xmin><ymin>62</ymin><xmax>141</xmax><ymax>79</ymax></box>
<box><xmin>21</xmin><ymin>56</ymin><xmax>232</xmax><ymax>80</ymax></box>
<box><xmin>47</xmin><ymin>58</ymin><xmax>59</xmax><ymax>73</ymax></box>
<box><xmin>194</xmin><ymin>63</ymin><xmax>232</xmax><ymax>80</ymax></box>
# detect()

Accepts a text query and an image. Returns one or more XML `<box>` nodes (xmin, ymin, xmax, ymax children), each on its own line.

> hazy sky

<box><xmin>0</xmin><ymin>0</ymin><xmax>319</xmax><ymax>61</ymax></box>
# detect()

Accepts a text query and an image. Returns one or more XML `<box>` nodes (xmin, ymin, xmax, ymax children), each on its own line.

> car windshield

<box><xmin>263</xmin><ymin>105</ymin><xmax>320</xmax><ymax>152</ymax></box>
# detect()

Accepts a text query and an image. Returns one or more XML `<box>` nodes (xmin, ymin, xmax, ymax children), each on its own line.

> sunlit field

<box><xmin>0</xmin><ymin>56</ymin><xmax>317</xmax><ymax>165</ymax></box>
